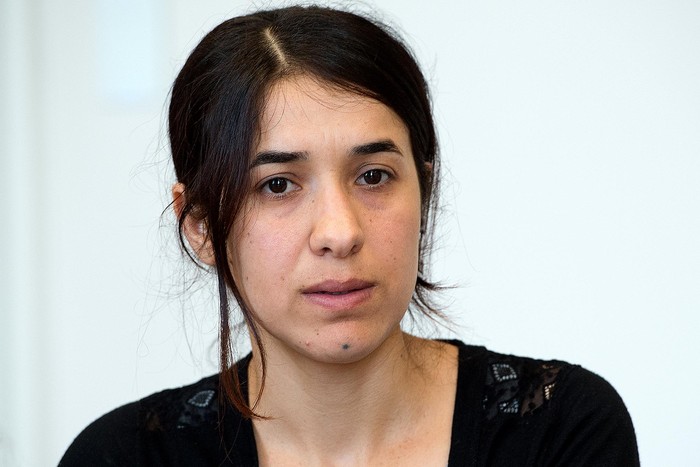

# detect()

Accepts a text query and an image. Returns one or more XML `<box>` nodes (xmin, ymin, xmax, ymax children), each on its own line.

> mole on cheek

<box><xmin>341</xmin><ymin>343</ymin><xmax>350</xmax><ymax>350</ymax></box>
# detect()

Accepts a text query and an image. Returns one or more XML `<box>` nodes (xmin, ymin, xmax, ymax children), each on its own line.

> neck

<box><xmin>247</xmin><ymin>330</ymin><xmax>440</xmax><ymax>460</ymax></box>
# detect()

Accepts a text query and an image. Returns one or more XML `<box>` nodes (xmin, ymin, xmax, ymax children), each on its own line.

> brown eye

<box><xmin>267</xmin><ymin>178</ymin><xmax>288</xmax><ymax>193</ymax></box>
<box><xmin>362</xmin><ymin>169</ymin><xmax>384</xmax><ymax>185</ymax></box>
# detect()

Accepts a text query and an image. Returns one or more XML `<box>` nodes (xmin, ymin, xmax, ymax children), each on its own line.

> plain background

<box><xmin>2</xmin><ymin>0</ymin><xmax>698</xmax><ymax>465</ymax></box>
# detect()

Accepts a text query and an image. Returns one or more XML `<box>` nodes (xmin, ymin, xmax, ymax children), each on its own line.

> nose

<box><xmin>309</xmin><ymin>184</ymin><xmax>364</xmax><ymax>257</ymax></box>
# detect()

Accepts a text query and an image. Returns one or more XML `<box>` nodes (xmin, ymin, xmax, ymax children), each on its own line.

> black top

<box><xmin>60</xmin><ymin>341</ymin><xmax>639</xmax><ymax>466</ymax></box>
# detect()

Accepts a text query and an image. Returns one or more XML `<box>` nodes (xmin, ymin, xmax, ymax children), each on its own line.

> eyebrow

<box><xmin>350</xmin><ymin>139</ymin><xmax>403</xmax><ymax>157</ymax></box>
<box><xmin>250</xmin><ymin>139</ymin><xmax>402</xmax><ymax>168</ymax></box>
<box><xmin>249</xmin><ymin>150</ymin><xmax>308</xmax><ymax>168</ymax></box>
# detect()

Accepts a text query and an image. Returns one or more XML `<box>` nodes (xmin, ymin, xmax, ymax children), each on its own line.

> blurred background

<box><xmin>1</xmin><ymin>0</ymin><xmax>698</xmax><ymax>465</ymax></box>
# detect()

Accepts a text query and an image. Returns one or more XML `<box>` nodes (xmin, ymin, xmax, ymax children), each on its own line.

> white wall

<box><xmin>2</xmin><ymin>0</ymin><xmax>698</xmax><ymax>465</ymax></box>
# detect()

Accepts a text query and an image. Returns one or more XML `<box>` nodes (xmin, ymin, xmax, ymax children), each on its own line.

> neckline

<box><xmin>445</xmin><ymin>340</ymin><xmax>488</xmax><ymax>466</ymax></box>
<box><xmin>234</xmin><ymin>340</ymin><xmax>487</xmax><ymax>466</ymax></box>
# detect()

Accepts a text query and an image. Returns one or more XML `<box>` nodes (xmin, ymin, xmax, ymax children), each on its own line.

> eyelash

<box><xmin>260</xmin><ymin>177</ymin><xmax>299</xmax><ymax>199</ymax></box>
<box><xmin>258</xmin><ymin>168</ymin><xmax>393</xmax><ymax>200</ymax></box>
<box><xmin>356</xmin><ymin>168</ymin><xmax>392</xmax><ymax>188</ymax></box>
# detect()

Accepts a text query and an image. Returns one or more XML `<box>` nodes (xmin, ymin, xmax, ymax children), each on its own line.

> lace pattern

<box><xmin>176</xmin><ymin>388</ymin><xmax>219</xmax><ymax>429</ymax></box>
<box><xmin>139</xmin><ymin>376</ymin><xmax>221</xmax><ymax>432</ymax></box>
<box><xmin>483</xmin><ymin>354</ymin><xmax>566</xmax><ymax>420</ymax></box>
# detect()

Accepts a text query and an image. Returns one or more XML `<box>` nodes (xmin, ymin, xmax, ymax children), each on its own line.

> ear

<box><xmin>172</xmin><ymin>183</ymin><xmax>216</xmax><ymax>266</ymax></box>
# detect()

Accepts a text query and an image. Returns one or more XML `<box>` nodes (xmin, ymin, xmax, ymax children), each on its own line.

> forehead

<box><xmin>256</xmin><ymin>76</ymin><xmax>410</xmax><ymax>151</ymax></box>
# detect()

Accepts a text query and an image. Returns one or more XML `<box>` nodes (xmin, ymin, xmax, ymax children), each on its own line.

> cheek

<box><xmin>373</xmin><ymin>203</ymin><xmax>422</xmax><ymax>269</ymax></box>
<box><xmin>230</xmin><ymin>216</ymin><xmax>305</xmax><ymax>297</ymax></box>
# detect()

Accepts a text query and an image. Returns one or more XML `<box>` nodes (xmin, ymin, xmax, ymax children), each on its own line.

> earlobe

<box><xmin>172</xmin><ymin>183</ymin><xmax>216</xmax><ymax>266</ymax></box>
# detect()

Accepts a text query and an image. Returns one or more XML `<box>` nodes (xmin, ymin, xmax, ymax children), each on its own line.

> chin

<box><xmin>260</xmin><ymin>315</ymin><xmax>406</xmax><ymax>365</ymax></box>
<box><xmin>292</xmin><ymin>325</ymin><xmax>402</xmax><ymax>365</ymax></box>
<box><xmin>321</xmin><ymin>341</ymin><xmax>376</xmax><ymax>363</ymax></box>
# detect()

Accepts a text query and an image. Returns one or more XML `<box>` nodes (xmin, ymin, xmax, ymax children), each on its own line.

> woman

<box><xmin>61</xmin><ymin>5</ymin><xmax>638</xmax><ymax>466</ymax></box>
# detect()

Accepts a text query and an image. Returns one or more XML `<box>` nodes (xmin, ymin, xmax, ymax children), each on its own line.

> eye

<box><xmin>267</xmin><ymin>178</ymin><xmax>288</xmax><ymax>193</ymax></box>
<box><xmin>261</xmin><ymin>177</ymin><xmax>298</xmax><ymax>196</ymax></box>
<box><xmin>357</xmin><ymin>169</ymin><xmax>390</xmax><ymax>186</ymax></box>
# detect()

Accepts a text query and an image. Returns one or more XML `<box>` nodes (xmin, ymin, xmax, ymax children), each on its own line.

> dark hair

<box><xmin>169</xmin><ymin>5</ymin><xmax>441</xmax><ymax>418</ymax></box>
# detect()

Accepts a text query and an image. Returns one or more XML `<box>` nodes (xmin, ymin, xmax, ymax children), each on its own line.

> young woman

<box><xmin>61</xmin><ymin>5</ymin><xmax>639</xmax><ymax>466</ymax></box>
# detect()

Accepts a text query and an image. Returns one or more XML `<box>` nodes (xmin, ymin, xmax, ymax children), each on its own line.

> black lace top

<box><xmin>60</xmin><ymin>341</ymin><xmax>639</xmax><ymax>466</ymax></box>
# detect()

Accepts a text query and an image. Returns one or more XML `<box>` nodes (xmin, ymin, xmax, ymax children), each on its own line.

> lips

<box><xmin>303</xmin><ymin>279</ymin><xmax>374</xmax><ymax>294</ymax></box>
<box><xmin>301</xmin><ymin>279</ymin><xmax>375</xmax><ymax>310</ymax></box>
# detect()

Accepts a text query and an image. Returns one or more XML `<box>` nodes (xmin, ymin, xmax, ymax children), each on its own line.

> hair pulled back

<box><xmin>169</xmin><ymin>5</ymin><xmax>441</xmax><ymax>417</ymax></box>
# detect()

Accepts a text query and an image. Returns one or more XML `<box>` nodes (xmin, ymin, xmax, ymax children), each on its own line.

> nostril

<box><xmin>308</xmin><ymin>193</ymin><xmax>365</xmax><ymax>257</ymax></box>
<box><xmin>309</xmin><ymin>219</ymin><xmax>364</xmax><ymax>257</ymax></box>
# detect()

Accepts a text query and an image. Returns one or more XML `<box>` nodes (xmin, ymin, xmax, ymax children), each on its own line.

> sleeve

<box><xmin>535</xmin><ymin>366</ymin><xmax>640</xmax><ymax>467</ymax></box>
<box><xmin>59</xmin><ymin>403</ymin><xmax>141</xmax><ymax>467</ymax></box>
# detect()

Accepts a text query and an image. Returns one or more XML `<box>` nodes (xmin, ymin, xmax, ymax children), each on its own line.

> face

<box><xmin>229</xmin><ymin>76</ymin><xmax>423</xmax><ymax>364</ymax></box>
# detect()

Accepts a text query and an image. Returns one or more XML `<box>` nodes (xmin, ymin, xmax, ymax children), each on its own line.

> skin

<box><xmin>231</xmin><ymin>76</ymin><xmax>423</xmax><ymax>365</ymax></box>
<box><xmin>176</xmin><ymin>76</ymin><xmax>458</xmax><ymax>465</ymax></box>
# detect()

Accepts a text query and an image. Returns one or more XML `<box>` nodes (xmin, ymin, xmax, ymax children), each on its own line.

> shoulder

<box><xmin>482</xmin><ymin>348</ymin><xmax>579</xmax><ymax>418</ymax></box>
<box><xmin>449</xmin><ymin>341</ymin><xmax>640</xmax><ymax>466</ymax></box>
<box><xmin>60</xmin><ymin>369</ymin><xmax>255</xmax><ymax>466</ymax></box>
<box><xmin>59</xmin><ymin>373</ymin><xmax>221</xmax><ymax>465</ymax></box>
<box><xmin>480</xmin><ymin>348</ymin><xmax>634</xmax><ymax>423</ymax></box>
